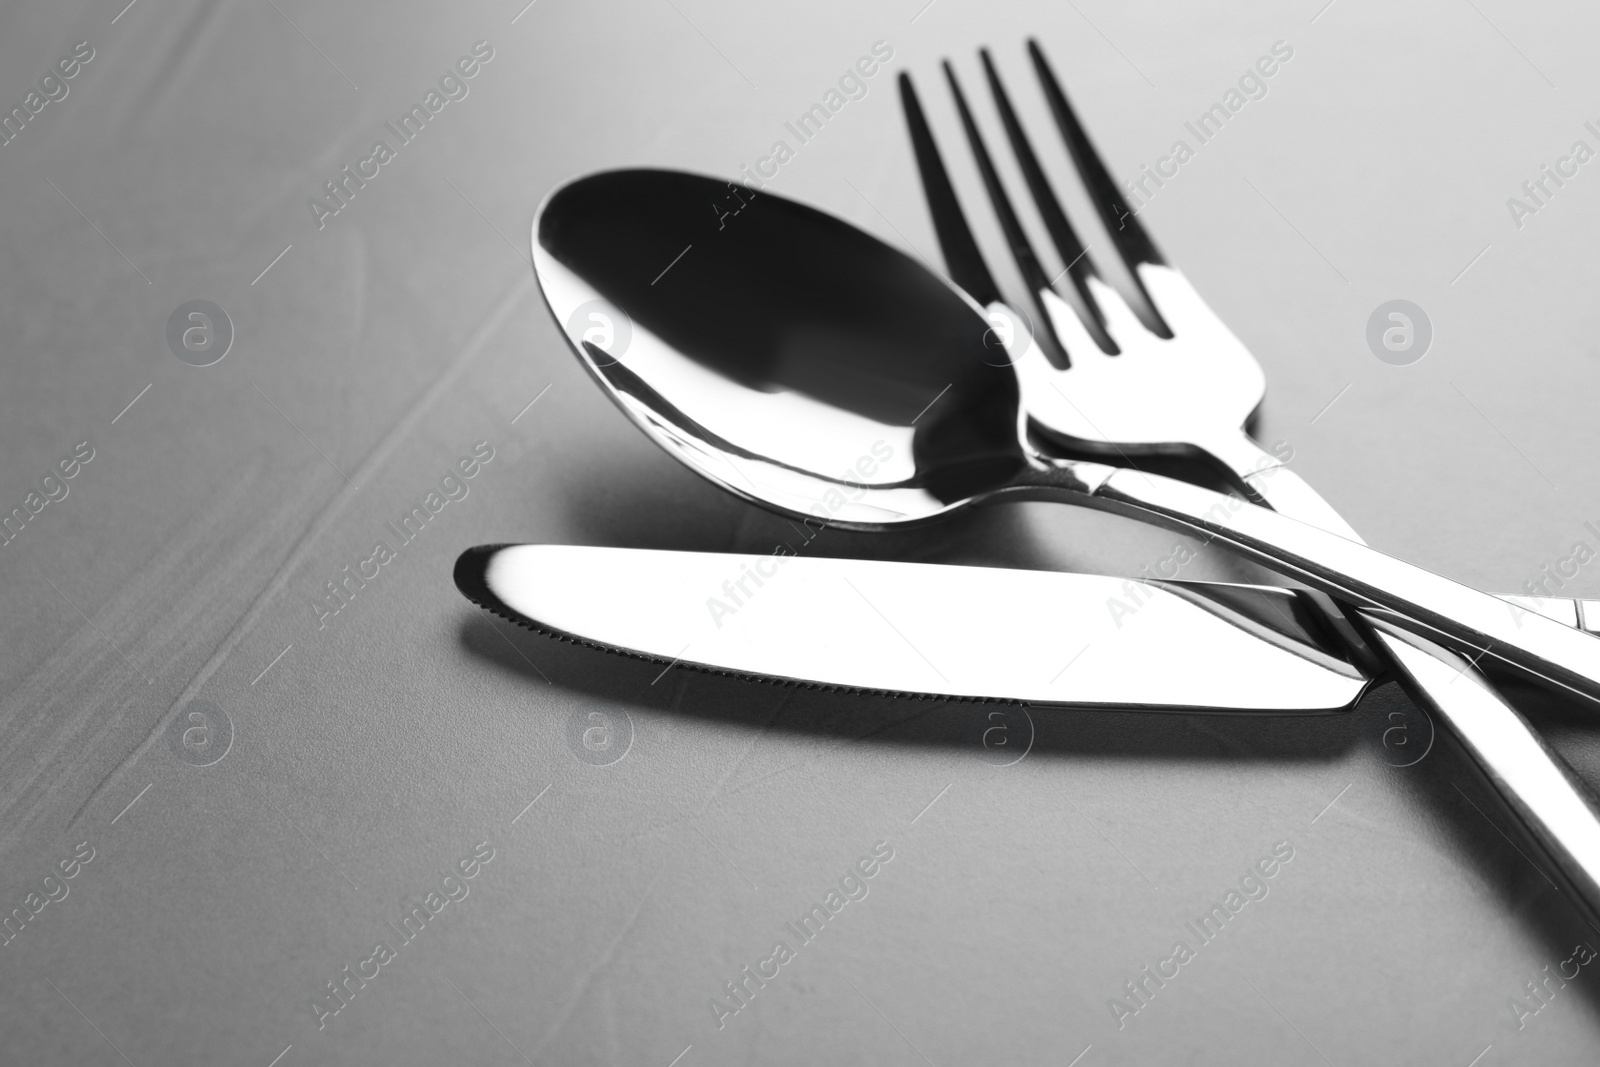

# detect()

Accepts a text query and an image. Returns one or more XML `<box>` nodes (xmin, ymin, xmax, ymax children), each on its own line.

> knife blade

<box><xmin>455</xmin><ymin>544</ymin><xmax>1370</xmax><ymax>712</ymax></box>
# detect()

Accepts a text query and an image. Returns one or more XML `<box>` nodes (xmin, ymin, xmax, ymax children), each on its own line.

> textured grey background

<box><xmin>4</xmin><ymin>0</ymin><xmax>1600</xmax><ymax>1063</ymax></box>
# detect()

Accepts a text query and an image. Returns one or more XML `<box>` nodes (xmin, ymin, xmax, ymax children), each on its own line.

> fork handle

<box><xmin>1365</xmin><ymin>618</ymin><xmax>1600</xmax><ymax>929</ymax></box>
<box><xmin>1210</xmin><ymin>434</ymin><xmax>1600</xmax><ymax>925</ymax></box>
<box><xmin>1036</xmin><ymin>462</ymin><xmax>1600</xmax><ymax>702</ymax></box>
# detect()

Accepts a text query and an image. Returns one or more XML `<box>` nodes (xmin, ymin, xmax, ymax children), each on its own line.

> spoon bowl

<box><xmin>532</xmin><ymin>168</ymin><xmax>1075</xmax><ymax>529</ymax></box>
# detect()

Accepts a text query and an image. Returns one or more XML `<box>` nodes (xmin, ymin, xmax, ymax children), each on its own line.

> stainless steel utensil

<box><xmin>1369</xmin><ymin>619</ymin><xmax>1600</xmax><ymax>926</ymax></box>
<box><xmin>528</xmin><ymin>168</ymin><xmax>1600</xmax><ymax>705</ymax></box>
<box><xmin>903</xmin><ymin>42</ymin><xmax>1600</xmax><ymax>928</ymax></box>
<box><xmin>936</xmin><ymin>44</ymin><xmax>1354</xmax><ymax>537</ymax></box>
<box><xmin>454</xmin><ymin>544</ymin><xmax>1369</xmax><ymax>711</ymax></box>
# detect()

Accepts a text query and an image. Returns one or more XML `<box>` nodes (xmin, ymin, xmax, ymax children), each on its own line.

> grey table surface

<box><xmin>6</xmin><ymin>0</ymin><xmax>1600</xmax><ymax>1063</ymax></box>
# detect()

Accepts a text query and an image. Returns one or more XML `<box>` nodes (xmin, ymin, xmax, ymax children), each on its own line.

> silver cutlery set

<box><xmin>456</xmin><ymin>42</ymin><xmax>1600</xmax><ymax>926</ymax></box>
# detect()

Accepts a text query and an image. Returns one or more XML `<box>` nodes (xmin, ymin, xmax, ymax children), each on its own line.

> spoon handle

<box><xmin>1017</xmin><ymin>462</ymin><xmax>1600</xmax><ymax>703</ymax></box>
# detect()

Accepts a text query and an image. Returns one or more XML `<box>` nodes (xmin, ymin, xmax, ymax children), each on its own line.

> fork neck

<box><xmin>1194</xmin><ymin>428</ymin><xmax>1365</xmax><ymax>545</ymax></box>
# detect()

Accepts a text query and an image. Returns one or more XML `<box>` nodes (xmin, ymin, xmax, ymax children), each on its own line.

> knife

<box><xmin>454</xmin><ymin>544</ymin><xmax>1371</xmax><ymax>712</ymax></box>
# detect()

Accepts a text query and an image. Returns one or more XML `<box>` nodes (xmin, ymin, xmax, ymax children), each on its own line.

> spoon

<box><xmin>529</xmin><ymin>168</ymin><xmax>1600</xmax><ymax>704</ymax></box>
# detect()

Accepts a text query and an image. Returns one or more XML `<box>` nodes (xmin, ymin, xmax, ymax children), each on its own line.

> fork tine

<box><xmin>978</xmin><ymin>48</ymin><xmax>1115</xmax><ymax>355</ymax></box>
<box><xmin>1028</xmin><ymin>38</ymin><xmax>1173</xmax><ymax>338</ymax></box>
<box><xmin>897</xmin><ymin>72</ymin><xmax>1002</xmax><ymax>309</ymax></box>
<box><xmin>939</xmin><ymin>59</ymin><xmax>1072</xmax><ymax>368</ymax></box>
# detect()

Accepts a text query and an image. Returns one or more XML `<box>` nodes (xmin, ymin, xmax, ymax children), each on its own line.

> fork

<box><xmin>899</xmin><ymin>42</ymin><xmax>1600</xmax><ymax>926</ymax></box>
<box><xmin>902</xmin><ymin>50</ymin><xmax>1595</xmax><ymax>631</ymax></box>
